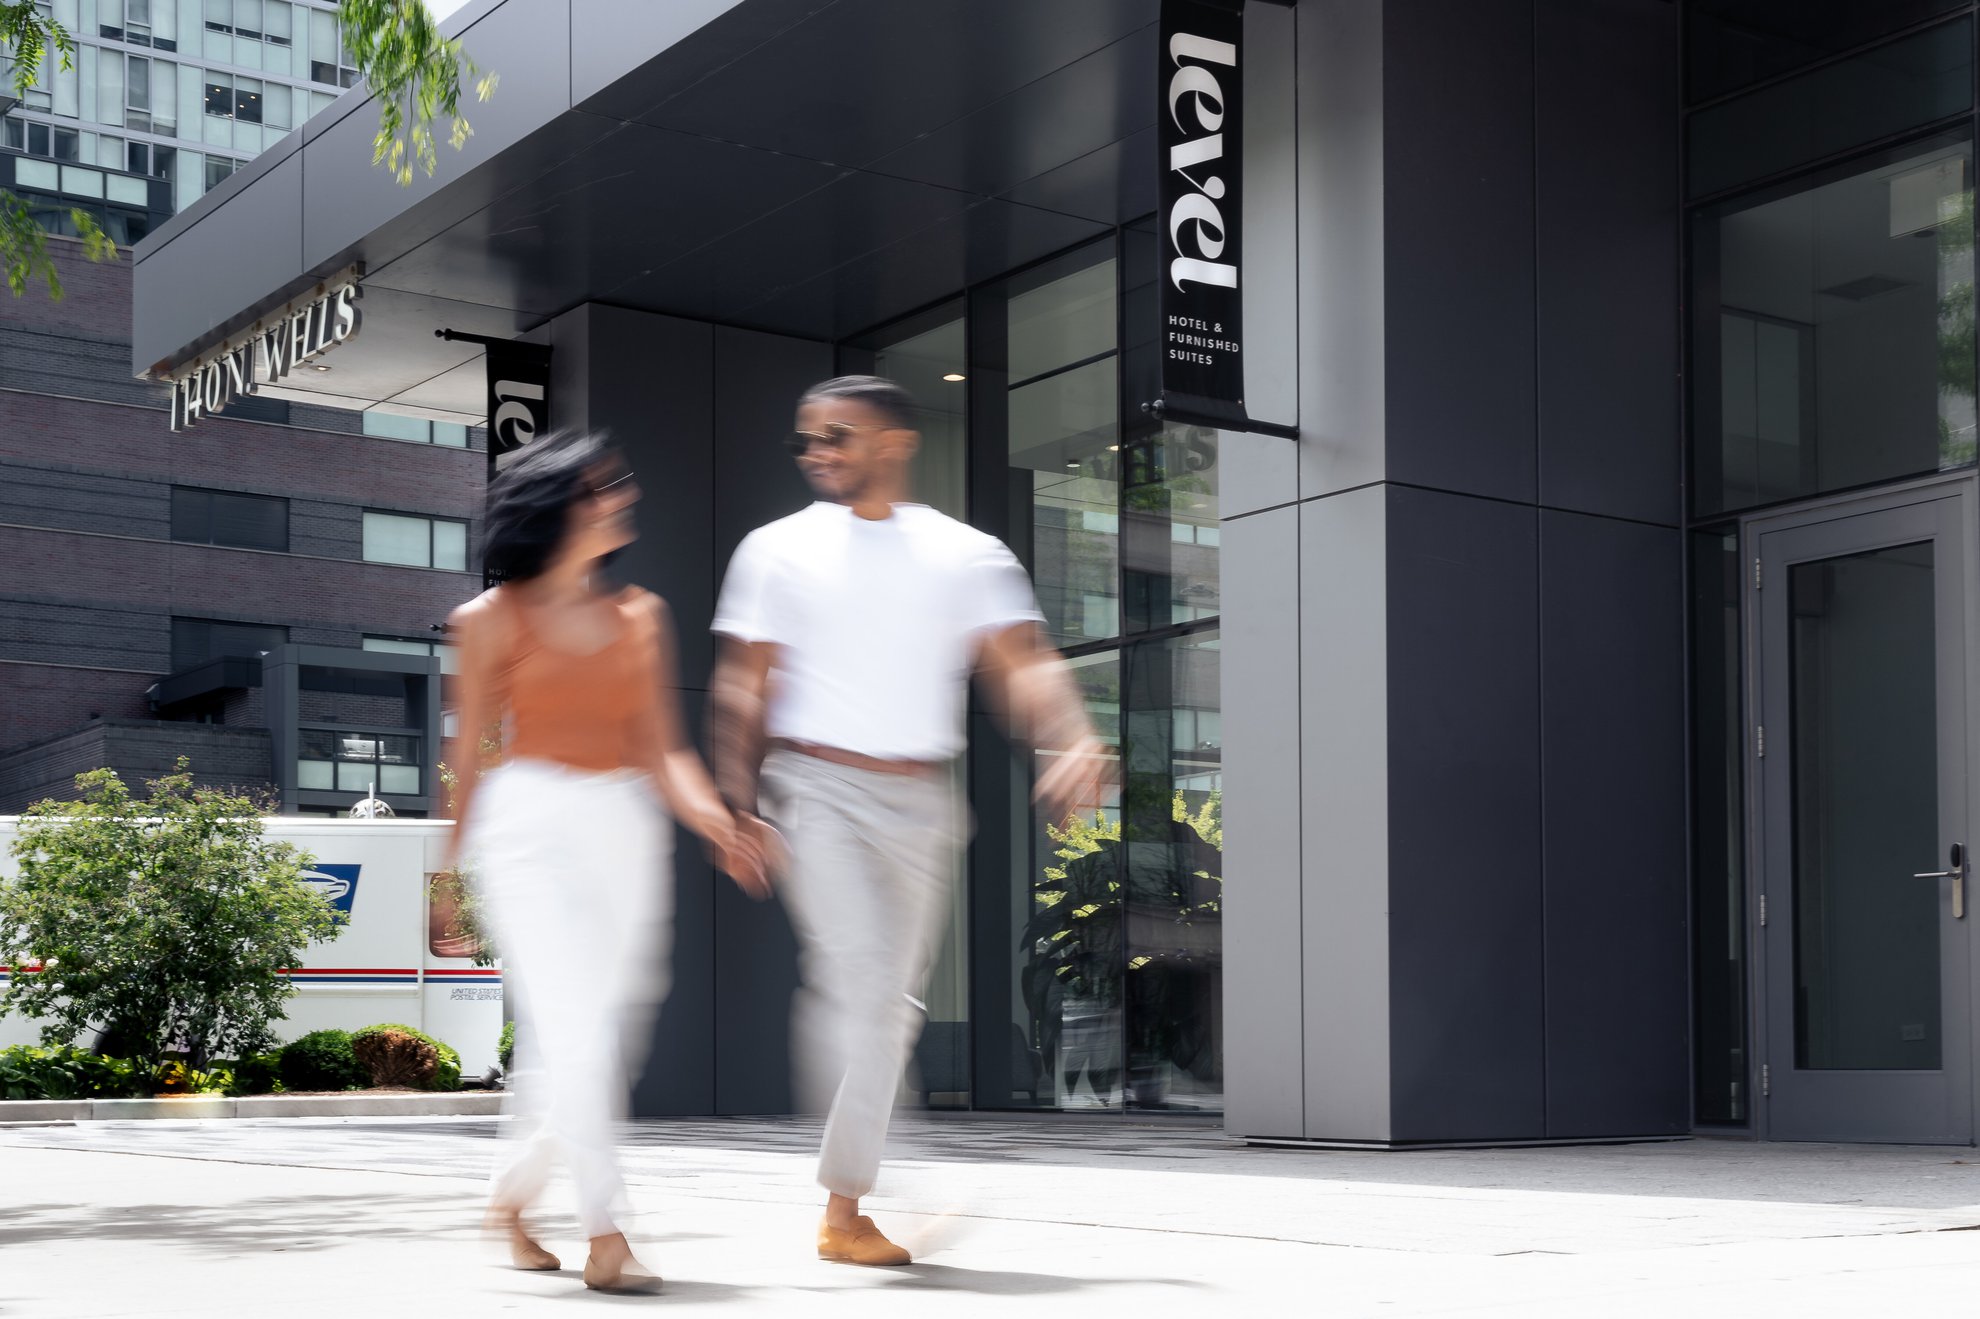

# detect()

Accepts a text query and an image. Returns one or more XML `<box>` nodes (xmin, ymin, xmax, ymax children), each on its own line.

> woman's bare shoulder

<box><xmin>449</xmin><ymin>587</ymin><xmax>512</xmax><ymax>639</ymax></box>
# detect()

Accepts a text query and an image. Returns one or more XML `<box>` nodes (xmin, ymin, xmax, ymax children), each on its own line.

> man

<box><xmin>710</xmin><ymin>375</ymin><xmax>1105</xmax><ymax>1266</ymax></box>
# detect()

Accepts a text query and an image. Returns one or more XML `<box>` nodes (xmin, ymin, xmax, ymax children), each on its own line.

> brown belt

<box><xmin>773</xmin><ymin>739</ymin><xmax>942</xmax><ymax>778</ymax></box>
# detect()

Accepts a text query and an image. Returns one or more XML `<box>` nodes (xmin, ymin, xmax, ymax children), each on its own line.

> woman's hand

<box><xmin>711</xmin><ymin>809</ymin><xmax>779</xmax><ymax>900</ymax></box>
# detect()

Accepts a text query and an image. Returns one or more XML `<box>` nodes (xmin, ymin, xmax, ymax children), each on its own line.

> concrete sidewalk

<box><xmin>2</xmin><ymin>1115</ymin><xmax>1978</xmax><ymax>1316</ymax></box>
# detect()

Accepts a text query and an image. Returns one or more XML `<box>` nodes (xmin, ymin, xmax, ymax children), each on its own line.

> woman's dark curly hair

<box><xmin>482</xmin><ymin>429</ymin><xmax>620</xmax><ymax>583</ymax></box>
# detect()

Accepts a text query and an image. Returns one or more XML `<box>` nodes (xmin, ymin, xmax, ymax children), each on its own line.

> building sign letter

<box><xmin>1158</xmin><ymin>0</ymin><xmax>1245</xmax><ymax>411</ymax></box>
<box><xmin>167</xmin><ymin>282</ymin><xmax>363</xmax><ymax>431</ymax></box>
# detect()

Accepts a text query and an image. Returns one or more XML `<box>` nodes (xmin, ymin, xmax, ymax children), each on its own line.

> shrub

<box><xmin>277</xmin><ymin>1029</ymin><xmax>366</xmax><ymax>1092</ymax></box>
<box><xmin>0</xmin><ymin>1045</ymin><xmax>146</xmax><ymax>1100</ymax></box>
<box><xmin>353</xmin><ymin>1023</ymin><xmax>460</xmax><ymax>1091</ymax></box>
<box><xmin>0</xmin><ymin>763</ymin><xmax>345</xmax><ymax>1072</ymax></box>
<box><xmin>498</xmin><ymin>1020</ymin><xmax>515</xmax><ymax>1071</ymax></box>
<box><xmin>352</xmin><ymin>1027</ymin><xmax>438</xmax><ymax>1088</ymax></box>
<box><xmin>226</xmin><ymin>1052</ymin><xmax>284</xmax><ymax>1096</ymax></box>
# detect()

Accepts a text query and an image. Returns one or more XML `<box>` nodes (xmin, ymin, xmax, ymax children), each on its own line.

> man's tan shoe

<box><xmin>583</xmin><ymin>1254</ymin><xmax>665</xmax><ymax>1294</ymax></box>
<box><xmin>817</xmin><ymin>1214</ymin><xmax>912</xmax><ymax>1266</ymax></box>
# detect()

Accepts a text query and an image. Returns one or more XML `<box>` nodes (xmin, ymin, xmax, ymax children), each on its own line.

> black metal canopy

<box><xmin>132</xmin><ymin>0</ymin><xmax>1161</xmax><ymax>423</ymax></box>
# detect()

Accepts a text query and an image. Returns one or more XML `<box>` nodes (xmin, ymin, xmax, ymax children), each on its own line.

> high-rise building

<box><xmin>0</xmin><ymin>4</ymin><xmax>480</xmax><ymax>818</ymax></box>
<box><xmin>3</xmin><ymin>1</ymin><xmax>358</xmax><ymax>238</ymax></box>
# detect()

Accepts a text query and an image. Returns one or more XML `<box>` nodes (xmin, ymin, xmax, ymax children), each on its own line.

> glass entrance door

<box><xmin>1755</xmin><ymin>490</ymin><xmax>1975</xmax><ymax>1142</ymax></box>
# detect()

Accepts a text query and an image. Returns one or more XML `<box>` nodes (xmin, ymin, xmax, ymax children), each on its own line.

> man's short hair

<box><xmin>799</xmin><ymin>375</ymin><xmax>918</xmax><ymax>430</ymax></box>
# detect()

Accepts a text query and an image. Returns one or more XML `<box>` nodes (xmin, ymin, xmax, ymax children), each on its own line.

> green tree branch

<box><xmin>338</xmin><ymin>0</ymin><xmax>497</xmax><ymax>186</ymax></box>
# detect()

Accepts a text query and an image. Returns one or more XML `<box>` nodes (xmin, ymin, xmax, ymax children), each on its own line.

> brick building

<box><xmin>0</xmin><ymin>240</ymin><xmax>483</xmax><ymax>814</ymax></box>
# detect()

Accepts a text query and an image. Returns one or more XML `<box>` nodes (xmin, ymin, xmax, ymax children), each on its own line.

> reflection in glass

<box><xmin>1691</xmin><ymin>531</ymin><xmax>1749</xmax><ymax>1122</ymax></box>
<box><xmin>1789</xmin><ymin>543</ymin><xmax>1941</xmax><ymax>1070</ymax></box>
<box><xmin>1022</xmin><ymin>653</ymin><xmax>1124</xmax><ymax>1108</ymax></box>
<box><xmin>871</xmin><ymin>312</ymin><xmax>966</xmax><ymax>519</ymax></box>
<box><xmin>1009</xmin><ymin>258</ymin><xmax>1120</xmax><ymax>649</ymax></box>
<box><xmin>1123</xmin><ymin>630</ymin><xmax>1222</xmax><ymax>1110</ymax></box>
<box><xmin>1695</xmin><ymin>139</ymin><xmax>1977</xmax><ymax>514</ymax></box>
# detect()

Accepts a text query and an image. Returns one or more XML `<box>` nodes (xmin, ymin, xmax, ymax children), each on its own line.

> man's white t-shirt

<box><xmin>712</xmin><ymin>502</ymin><xmax>1044</xmax><ymax>761</ymax></box>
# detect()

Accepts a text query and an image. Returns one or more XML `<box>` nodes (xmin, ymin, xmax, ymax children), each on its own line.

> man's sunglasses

<box><xmin>588</xmin><ymin>464</ymin><xmax>636</xmax><ymax>497</ymax></box>
<box><xmin>783</xmin><ymin>422</ymin><xmax>897</xmax><ymax>457</ymax></box>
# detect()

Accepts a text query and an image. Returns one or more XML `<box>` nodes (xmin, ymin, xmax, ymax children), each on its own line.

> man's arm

<box><xmin>976</xmin><ymin>621</ymin><xmax>1109</xmax><ymax>823</ymax></box>
<box><xmin>708</xmin><ymin>635</ymin><xmax>777</xmax><ymax>820</ymax></box>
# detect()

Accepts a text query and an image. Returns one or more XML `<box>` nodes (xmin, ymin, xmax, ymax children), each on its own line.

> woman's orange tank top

<box><xmin>493</xmin><ymin>586</ymin><xmax>655</xmax><ymax>773</ymax></box>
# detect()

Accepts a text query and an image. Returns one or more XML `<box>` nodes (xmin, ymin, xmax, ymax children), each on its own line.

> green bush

<box><xmin>0</xmin><ymin>1045</ymin><xmax>146</xmax><ymax>1100</ymax></box>
<box><xmin>498</xmin><ymin>1020</ymin><xmax>515</xmax><ymax>1071</ymax></box>
<box><xmin>221</xmin><ymin>1052</ymin><xmax>283</xmax><ymax>1096</ymax></box>
<box><xmin>277</xmin><ymin>1029</ymin><xmax>366</xmax><ymax>1092</ymax></box>
<box><xmin>353</xmin><ymin>1023</ymin><xmax>460</xmax><ymax>1091</ymax></box>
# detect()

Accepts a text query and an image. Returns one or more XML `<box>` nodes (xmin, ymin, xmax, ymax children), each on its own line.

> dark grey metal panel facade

<box><xmin>1538</xmin><ymin>509</ymin><xmax>1689</xmax><ymax>1138</ymax></box>
<box><xmin>1382</xmin><ymin>0</ymin><xmax>1537</xmax><ymax>506</ymax></box>
<box><xmin>134</xmin><ymin>150</ymin><xmax>306</xmax><ymax>376</ymax></box>
<box><xmin>1535</xmin><ymin>0</ymin><xmax>1681</xmax><ymax>528</ymax></box>
<box><xmin>709</xmin><ymin>325</ymin><xmax>829</xmax><ymax>1116</ymax></box>
<box><xmin>1386</xmin><ymin>485</ymin><xmax>1545</xmax><ymax>1141</ymax></box>
<box><xmin>546</xmin><ymin>304</ymin><xmax>721</xmax><ymax>1116</ymax></box>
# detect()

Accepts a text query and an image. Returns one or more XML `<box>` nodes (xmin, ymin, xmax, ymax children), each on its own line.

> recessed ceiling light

<box><xmin>1064</xmin><ymin>459</ymin><xmax>1080</xmax><ymax>470</ymax></box>
<box><xmin>1106</xmin><ymin>444</ymin><xmax>1119</xmax><ymax>451</ymax></box>
<box><xmin>942</xmin><ymin>373</ymin><xmax>965</xmax><ymax>382</ymax></box>
<box><xmin>311</xmin><ymin>363</ymin><xmax>332</xmax><ymax>372</ymax></box>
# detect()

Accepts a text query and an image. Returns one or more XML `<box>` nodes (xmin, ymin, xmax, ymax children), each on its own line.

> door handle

<box><xmin>1912</xmin><ymin>842</ymin><xmax>1967</xmax><ymax>920</ymax></box>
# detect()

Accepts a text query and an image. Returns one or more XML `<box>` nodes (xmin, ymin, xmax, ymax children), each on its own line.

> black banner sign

<box><xmin>484</xmin><ymin>340</ymin><xmax>551</xmax><ymax>477</ymax></box>
<box><xmin>1158</xmin><ymin>0</ymin><xmax>1244</xmax><ymax>413</ymax></box>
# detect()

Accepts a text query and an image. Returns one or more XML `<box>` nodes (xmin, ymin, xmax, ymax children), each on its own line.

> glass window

<box><xmin>363</xmin><ymin>511</ymin><xmax>468</xmax><ymax>570</ymax></box>
<box><xmin>170</xmin><ymin>485</ymin><xmax>289</xmax><ymax>551</ymax></box>
<box><xmin>170</xmin><ymin>616</ymin><xmax>286</xmax><ymax>669</ymax></box>
<box><xmin>1004</xmin><ymin>247</ymin><xmax>1121</xmax><ymax>649</ymax></box>
<box><xmin>303</xmin><ymin>727</ymin><xmax>423</xmax><ymax>797</ymax></box>
<box><xmin>1120</xmin><ymin>628</ymin><xmax>1222</xmax><ymax>1111</ymax></box>
<box><xmin>1691</xmin><ymin>137</ymin><xmax>1976</xmax><ymax>514</ymax></box>
<box><xmin>364</xmin><ymin>635</ymin><xmax>459</xmax><ymax>675</ymax></box>
<box><xmin>432</xmin><ymin>519</ymin><xmax>467</xmax><ymax>572</ymax></box>
<box><xmin>204</xmin><ymin>73</ymin><xmax>230</xmax><ymax>117</ymax></box>
<box><xmin>432</xmin><ymin>422</ymin><xmax>468</xmax><ymax>448</ymax></box>
<box><xmin>362</xmin><ymin>410</ymin><xmax>433</xmax><ymax>443</ymax></box>
<box><xmin>1687</xmin><ymin>0</ymin><xmax>1969</xmax><ymax>105</ymax></box>
<box><xmin>1691</xmin><ymin>530</ymin><xmax>1746</xmax><ymax>1123</ymax></box>
<box><xmin>51</xmin><ymin>127</ymin><xmax>79</xmax><ymax>161</ymax></box>
<box><xmin>855</xmin><ymin>306</ymin><xmax>966</xmax><ymax>518</ymax></box>
<box><xmin>234</xmin><ymin>76</ymin><xmax>262</xmax><ymax>124</ymax></box>
<box><xmin>202</xmin><ymin>152</ymin><xmax>234</xmax><ymax>190</ymax></box>
<box><xmin>1688</xmin><ymin>20</ymin><xmax>1973</xmax><ymax>201</ymax></box>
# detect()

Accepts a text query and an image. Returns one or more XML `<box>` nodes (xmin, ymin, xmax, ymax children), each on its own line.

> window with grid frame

<box><xmin>362</xmin><ymin>511</ymin><xmax>469</xmax><ymax>571</ymax></box>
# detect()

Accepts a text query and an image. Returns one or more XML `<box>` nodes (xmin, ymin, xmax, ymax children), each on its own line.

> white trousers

<box><xmin>470</xmin><ymin>758</ymin><xmax>672</xmax><ymax>1238</ymax></box>
<box><xmin>762</xmin><ymin>749</ymin><xmax>961</xmax><ymax>1200</ymax></box>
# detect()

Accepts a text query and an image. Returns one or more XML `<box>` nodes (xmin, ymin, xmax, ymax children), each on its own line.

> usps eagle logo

<box><xmin>300</xmin><ymin>864</ymin><xmax>362</xmax><ymax>916</ymax></box>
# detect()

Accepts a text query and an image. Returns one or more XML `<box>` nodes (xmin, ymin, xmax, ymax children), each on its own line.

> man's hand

<box><xmin>1034</xmin><ymin>734</ymin><xmax>1111</xmax><ymax>826</ymax></box>
<box><xmin>715</xmin><ymin>812</ymin><xmax>784</xmax><ymax>901</ymax></box>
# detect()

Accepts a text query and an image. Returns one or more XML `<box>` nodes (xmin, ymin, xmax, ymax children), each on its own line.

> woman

<box><xmin>444</xmin><ymin>429</ymin><xmax>759</xmax><ymax>1294</ymax></box>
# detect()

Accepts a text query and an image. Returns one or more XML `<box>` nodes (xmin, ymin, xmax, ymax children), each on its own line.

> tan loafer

<box><xmin>817</xmin><ymin>1214</ymin><xmax>912</xmax><ymax>1266</ymax></box>
<box><xmin>583</xmin><ymin>1254</ymin><xmax>664</xmax><ymax>1294</ymax></box>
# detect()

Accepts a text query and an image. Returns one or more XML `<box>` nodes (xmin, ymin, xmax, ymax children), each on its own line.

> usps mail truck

<box><xmin>0</xmin><ymin>818</ymin><xmax>503</xmax><ymax>1077</ymax></box>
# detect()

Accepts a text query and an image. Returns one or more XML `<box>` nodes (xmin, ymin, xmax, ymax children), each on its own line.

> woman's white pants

<box><xmin>470</xmin><ymin>759</ymin><xmax>672</xmax><ymax>1238</ymax></box>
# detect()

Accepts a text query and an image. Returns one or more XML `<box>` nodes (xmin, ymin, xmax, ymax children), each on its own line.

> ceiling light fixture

<box><xmin>311</xmin><ymin>363</ymin><xmax>332</xmax><ymax>372</ymax></box>
<box><xmin>942</xmin><ymin>372</ymin><xmax>965</xmax><ymax>382</ymax></box>
<box><xmin>1064</xmin><ymin>459</ymin><xmax>1081</xmax><ymax>470</ymax></box>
